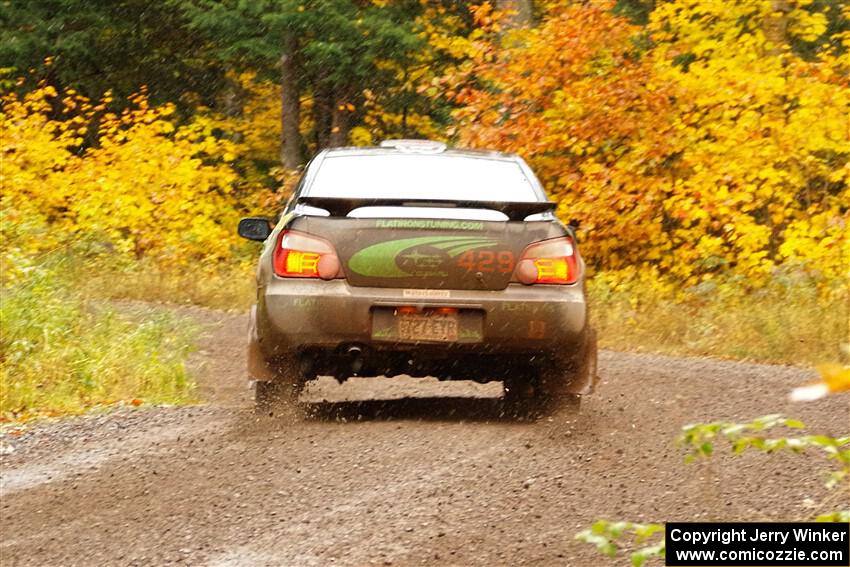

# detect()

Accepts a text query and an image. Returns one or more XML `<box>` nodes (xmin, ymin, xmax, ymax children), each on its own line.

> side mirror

<box><xmin>238</xmin><ymin>217</ymin><xmax>273</xmax><ymax>241</ymax></box>
<box><xmin>567</xmin><ymin>219</ymin><xmax>581</xmax><ymax>243</ymax></box>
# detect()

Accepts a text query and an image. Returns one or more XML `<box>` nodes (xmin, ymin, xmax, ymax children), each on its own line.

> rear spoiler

<box><xmin>296</xmin><ymin>196</ymin><xmax>556</xmax><ymax>222</ymax></box>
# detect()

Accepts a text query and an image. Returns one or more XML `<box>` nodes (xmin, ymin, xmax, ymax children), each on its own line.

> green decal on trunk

<box><xmin>349</xmin><ymin>236</ymin><xmax>497</xmax><ymax>278</ymax></box>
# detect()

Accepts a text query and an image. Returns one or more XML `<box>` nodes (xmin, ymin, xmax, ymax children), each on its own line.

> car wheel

<box><xmin>502</xmin><ymin>380</ymin><xmax>533</xmax><ymax>417</ymax></box>
<box><xmin>553</xmin><ymin>392</ymin><xmax>581</xmax><ymax>415</ymax></box>
<box><xmin>532</xmin><ymin>367</ymin><xmax>581</xmax><ymax>415</ymax></box>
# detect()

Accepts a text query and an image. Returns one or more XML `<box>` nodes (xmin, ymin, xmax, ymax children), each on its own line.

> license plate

<box><xmin>398</xmin><ymin>313</ymin><xmax>458</xmax><ymax>342</ymax></box>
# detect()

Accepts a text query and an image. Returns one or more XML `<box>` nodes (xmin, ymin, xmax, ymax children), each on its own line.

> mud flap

<box><xmin>247</xmin><ymin>304</ymin><xmax>276</xmax><ymax>381</ymax></box>
<box><xmin>558</xmin><ymin>328</ymin><xmax>600</xmax><ymax>396</ymax></box>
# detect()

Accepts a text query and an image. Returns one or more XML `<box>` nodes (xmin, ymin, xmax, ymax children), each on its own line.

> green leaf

<box><xmin>609</xmin><ymin>521</ymin><xmax>628</xmax><ymax>537</ymax></box>
<box><xmin>632</xmin><ymin>543</ymin><xmax>665</xmax><ymax>567</ymax></box>
<box><xmin>816</xmin><ymin>510</ymin><xmax>850</xmax><ymax>522</ymax></box>
<box><xmin>634</xmin><ymin>524</ymin><xmax>663</xmax><ymax>540</ymax></box>
<box><xmin>591</xmin><ymin>519</ymin><xmax>609</xmax><ymax>534</ymax></box>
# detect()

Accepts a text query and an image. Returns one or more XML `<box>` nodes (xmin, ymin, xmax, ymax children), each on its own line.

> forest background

<box><xmin>1</xmin><ymin>0</ymin><xmax>848</xmax><ymax>416</ymax></box>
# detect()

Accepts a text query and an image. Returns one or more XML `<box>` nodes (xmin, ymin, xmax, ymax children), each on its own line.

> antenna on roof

<box><xmin>379</xmin><ymin>139</ymin><xmax>447</xmax><ymax>154</ymax></box>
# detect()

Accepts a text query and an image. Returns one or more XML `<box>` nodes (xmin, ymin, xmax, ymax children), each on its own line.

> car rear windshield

<box><xmin>307</xmin><ymin>154</ymin><xmax>540</xmax><ymax>202</ymax></box>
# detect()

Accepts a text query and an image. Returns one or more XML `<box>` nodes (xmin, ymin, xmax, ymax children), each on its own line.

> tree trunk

<box><xmin>219</xmin><ymin>69</ymin><xmax>245</xmax><ymax>143</ymax></box>
<box><xmin>764</xmin><ymin>0</ymin><xmax>791</xmax><ymax>125</ymax></box>
<box><xmin>401</xmin><ymin>105</ymin><xmax>409</xmax><ymax>138</ymax></box>
<box><xmin>763</xmin><ymin>0</ymin><xmax>790</xmax><ymax>56</ymax></box>
<box><xmin>312</xmin><ymin>85</ymin><xmax>332</xmax><ymax>150</ymax></box>
<box><xmin>329</xmin><ymin>92</ymin><xmax>351</xmax><ymax>147</ymax></box>
<box><xmin>495</xmin><ymin>0</ymin><xmax>532</xmax><ymax>29</ymax></box>
<box><xmin>279</xmin><ymin>37</ymin><xmax>303</xmax><ymax>169</ymax></box>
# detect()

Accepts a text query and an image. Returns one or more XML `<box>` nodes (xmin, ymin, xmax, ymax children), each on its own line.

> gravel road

<box><xmin>1</xmin><ymin>309</ymin><xmax>847</xmax><ymax>567</ymax></box>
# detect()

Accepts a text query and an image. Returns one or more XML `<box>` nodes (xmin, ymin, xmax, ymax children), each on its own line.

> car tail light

<box><xmin>433</xmin><ymin>307</ymin><xmax>458</xmax><ymax>315</ymax></box>
<box><xmin>273</xmin><ymin>230</ymin><xmax>340</xmax><ymax>279</ymax></box>
<box><xmin>515</xmin><ymin>236</ymin><xmax>579</xmax><ymax>285</ymax></box>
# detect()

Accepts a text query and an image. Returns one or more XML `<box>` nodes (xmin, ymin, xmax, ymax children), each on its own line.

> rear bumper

<box><xmin>253</xmin><ymin>278</ymin><xmax>588</xmax><ymax>360</ymax></box>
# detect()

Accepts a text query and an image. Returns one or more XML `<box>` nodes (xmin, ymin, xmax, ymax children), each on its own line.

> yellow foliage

<box><xmin>1</xmin><ymin>85</ymin><xmax>254</xmax><ymax>267</ymax></box>
<box><xmin>790</xmin><ymin>364</ymin><xmax>850</xmax><ymax>401</ymax></box>
<box><xmin>3</xmin><ymin>1</ymin><xmax>848</xmax><ymax>300</ymax></box>
<box><xmin>199</xmin><ymin>72</ymin><xmax>283</xmax><ymax>179</ymax></box>
<box><xmin>817</xmin><ymin>364</ymin><xmax>850</xmax><ymax>392</ymax></box>
<box><xmin>449</xmin><ymin>0</ymin><xmax>849</xmax><ymax>293</ymax></box>
<box><xmin>646</xmin><ymin>0</ymin><xmax>850</xmax><ymax>287</ymax></box>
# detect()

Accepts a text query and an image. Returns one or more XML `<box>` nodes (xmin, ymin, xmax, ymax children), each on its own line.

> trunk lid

<box><xmin>289</xmin><ymin>198</ymin><xmax>563</xmax><ymax>291</ymax></box>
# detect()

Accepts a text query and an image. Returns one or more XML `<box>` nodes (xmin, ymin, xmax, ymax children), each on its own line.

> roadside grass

<box><xmin>590</xmin><ymin>275</ymin><xmax>848</xmax><ymax>366</ymax></box>
<box><xmin>84</xmin><ymin>257</ymin><xmax>845</xmax><ymax>367</ymax></box>
<box><xmin>78</xmin><ymin>257</ymin><xmax>846</xmax><ymax>368</ymax></box>
<box><xmin>78</xmin><ymin>258</ymin><xmax>254</xmax><ymax>311</ymax></box>
<box><xmin>0</xmin><ymin>259</ymin><xmax>198</xmax><ymax>421</ymax></box>
<box><xmin>2</xmin><ymin>239</ymin><xmax>842</xmax><ymax>422</ymax></box>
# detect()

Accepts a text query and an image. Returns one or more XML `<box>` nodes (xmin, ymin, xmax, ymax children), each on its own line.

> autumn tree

<box><xmin>178</xmin><ymin>0</ymin><xmax>426</xmax><ymax>166</ymax></box>
<box><xmin>0</xmin><ymin>84</ymin><xmax>253</xmax><ymax>265</ymax></box>
<box><xmin>0</xmin><ymin>0</ymin><xmax>224</xmax><ymax>109</ymax></box>
<box><xmin>448</xmin><ymin>0</ymin><xmax>849</xmax><ymax>289</ymax></box>
<box><xmin>647</xmin><ymin>0</ymin><xmax>849</xmax><ymax>285</ymax></box>
<box><xmin>450</xmin><ymin>2</ymin><xmax>683</xmax><ymax>276</ymax></box>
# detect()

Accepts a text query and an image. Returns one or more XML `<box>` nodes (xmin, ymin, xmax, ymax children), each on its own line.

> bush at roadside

<box><xmin>0</xmin><ymin>217</ymin><xmax>198</xmax><ymax>419</ymax></box>
<box><xmin>589</xmin><ymin>271</ymin><xmax>848</xmax><ymax>366</ymax></box>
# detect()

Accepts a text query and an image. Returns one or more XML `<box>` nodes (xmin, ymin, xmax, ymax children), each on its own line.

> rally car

<box><xmin>238</xmin><ymin>140</ymin><xmax>598</xmax><ymax>412</ymax></box>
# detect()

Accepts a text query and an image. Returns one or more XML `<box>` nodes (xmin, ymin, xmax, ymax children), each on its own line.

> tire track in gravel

<box><xmin>0</xmin><ymin>416</ymin><xmax>224</xmax><ymax>495</ymax></box>
<box><xmin>1</xmin><ymin>308</ymin><xmax>847</xmax><ymax>567</ymax></box>
<box><xmin>201</xmin><ymin>418</ymin><xmax>543</xmax><ymax>567</ymax></box>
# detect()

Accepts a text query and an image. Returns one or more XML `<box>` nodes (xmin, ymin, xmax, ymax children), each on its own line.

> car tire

<box><xmin>502</xmin><ymin>376</ymin><xmax>536</xmax><ymax>418</ymax></box>
<box><xmin>552</xmin><ymin>392</ymin><xmax>581</xmax><ymax>416</ymax></box>
<box><xmin>533</xmin><ymin>373</ymin><xmax>582</xmax><ymax>416</ymax></box>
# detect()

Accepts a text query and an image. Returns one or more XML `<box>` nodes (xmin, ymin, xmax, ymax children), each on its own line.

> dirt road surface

<box><xmin>1</xmin><ymin>309</ymin><xmax>847</xmax><ymax>567</ymax></box>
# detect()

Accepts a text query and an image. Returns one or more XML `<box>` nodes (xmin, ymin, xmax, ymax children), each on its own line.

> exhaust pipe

<box><xmin>346</xmin><ymin>345</ymin><xmax>364</xmax><ymax>376</ymax></box>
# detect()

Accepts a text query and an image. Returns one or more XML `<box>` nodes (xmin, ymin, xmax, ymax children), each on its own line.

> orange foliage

<box><xmin>447</xmin><ymin>0</ymin><xmax>849</xmax><ymax>292</ymax></box>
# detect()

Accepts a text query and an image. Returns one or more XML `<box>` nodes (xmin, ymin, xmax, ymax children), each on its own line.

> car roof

<box><xmin>298</xmin><ymin>142</ymin><xmax>547</xmax><ymax>203</ymax></box>
<box><xmin>319</xmin><ymin>145</ymin><xmax>521</xmax><ymax>162</ymax></box>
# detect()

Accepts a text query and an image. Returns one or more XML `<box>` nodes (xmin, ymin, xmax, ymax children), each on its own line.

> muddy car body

<box><xmin>239</xmin><ymin>140</ymin><xmax>598</xmax><ymax>410</ymax></box>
